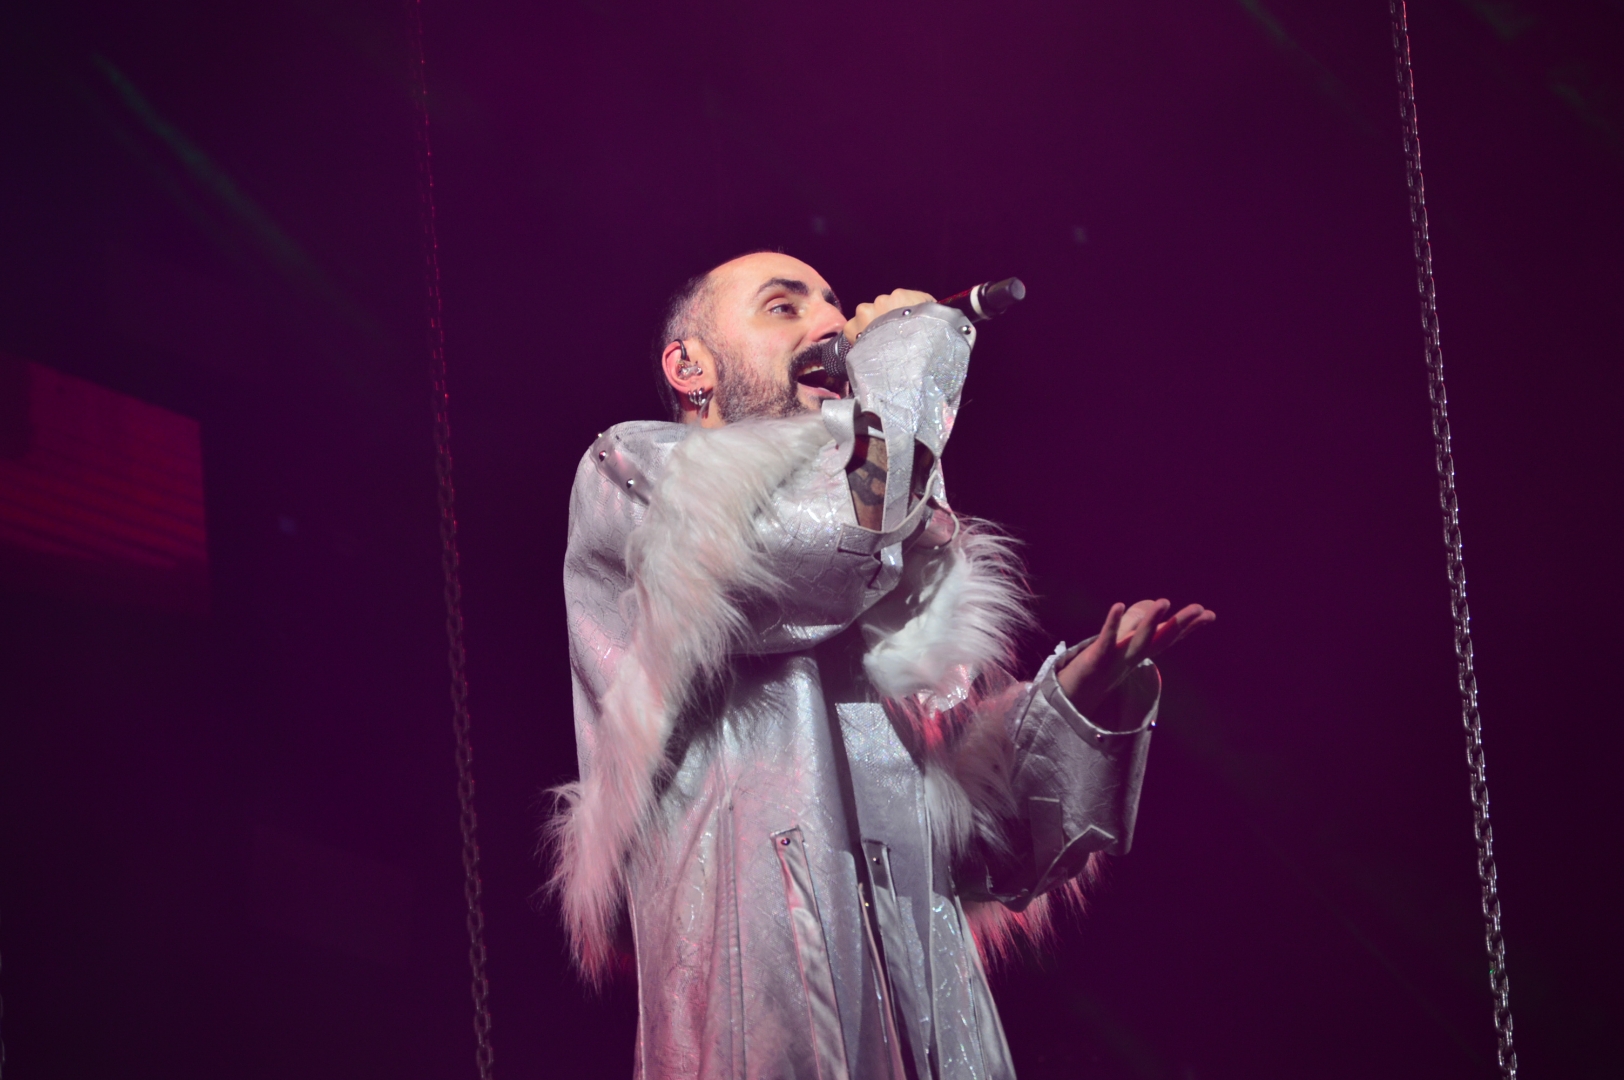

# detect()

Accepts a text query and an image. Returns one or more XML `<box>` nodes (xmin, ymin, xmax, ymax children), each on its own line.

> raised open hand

<box><xmin>1057</xmin><ymin>599</ymin><xmax>1215</xmax><ymax>718</ymax></box>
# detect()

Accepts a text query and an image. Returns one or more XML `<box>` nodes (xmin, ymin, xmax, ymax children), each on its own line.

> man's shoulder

<box><xmin>575</xmin><ymin>420</ymin><xmax>688</xmax><ymax>465</ymax></box>
<box><xmin>571</xmin><ymin>420</ymin><xmax>690</xmax><ymax>496</ymax></box>
<box><xmin>595</xmin><ymin>420</ymin><xmax>688</xmax><ymax>454</ymax></box>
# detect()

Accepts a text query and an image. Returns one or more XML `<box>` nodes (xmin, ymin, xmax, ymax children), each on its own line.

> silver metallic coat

<box><xmin>561</xmin><ymin>311</ymin><xmax>1158</xmax><ymax>1080</ymax></box>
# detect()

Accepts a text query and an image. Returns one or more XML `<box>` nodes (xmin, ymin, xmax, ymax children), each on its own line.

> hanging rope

<box><xmin>407</xmin><ymin>3</ymin><xmax>496</xmax><ymax>1077</ymax></box>
<box><xmin>1389</xmin><ymin>5</ymin><xmax>1516</xmax><ymax>1076</ymax></box>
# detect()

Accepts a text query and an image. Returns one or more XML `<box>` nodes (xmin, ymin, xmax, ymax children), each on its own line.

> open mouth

<box><xmin>793</xmin><ymin>360</ymin><xmax>848</xmax><ymax>397</ymax></box>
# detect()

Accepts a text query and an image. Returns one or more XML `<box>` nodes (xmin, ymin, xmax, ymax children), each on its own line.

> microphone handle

<box><xmin>818</xmin><ymin>276</ymin><xmax>1026</xmax><ymax>380</ymax></box>
<box><xmin>938</xmin><ymin>276</ymin><xmax>1027</xmax><ymax>323</ymax></box>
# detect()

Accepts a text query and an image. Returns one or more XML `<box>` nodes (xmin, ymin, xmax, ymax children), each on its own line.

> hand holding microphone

<box><xmin>821</xmin><ymin>278</ymin><xmax>1023</xmax><ymax>543</ymax></box>
<box><xmin>817</xmin><ymin>276</ymin><xmax>1025</xmax><ymax>380</ymax></box>
<box><xmin>843</xmin><ymin>288</ymin><xmax>939</xmax><ymax>343</ymax></box>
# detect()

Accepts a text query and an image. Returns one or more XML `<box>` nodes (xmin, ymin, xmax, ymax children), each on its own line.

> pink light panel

<box><xmin>0</xmin><ymin>356</ymin><xmax>208</xmax><ymax>614</ymax></box>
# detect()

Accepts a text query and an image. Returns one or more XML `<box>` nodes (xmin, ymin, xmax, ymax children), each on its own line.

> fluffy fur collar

<box><xmin>550</xmin><ymin>414</ymin><xmax>1042</xmax><ymax>982</ymax></box>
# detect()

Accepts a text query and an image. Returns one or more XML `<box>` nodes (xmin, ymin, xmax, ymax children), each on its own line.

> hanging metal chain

<box><xmin>1389</xmin><ymin>5</ymin><xmax>1516</xmax><ymax>1076</ymax></box>
<box><xmin>1</xmin><ymin>909</ymin><xmax>7</xmax><ymax>1080</ymax></box>
<box><xmin>407</xmin><ymin>3</ymin><xmax>495</xmax><ymax>1077</ymax></box>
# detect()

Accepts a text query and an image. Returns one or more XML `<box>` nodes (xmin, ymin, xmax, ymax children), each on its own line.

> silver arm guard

<box><xmin>821</xmin><ymin>303</ymin><xmax>977</xmax><ymax>567</ymax></box>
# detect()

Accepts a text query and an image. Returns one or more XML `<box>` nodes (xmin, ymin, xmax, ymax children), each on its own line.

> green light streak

<box><xmin>1549</xmin><ymin>61</ymin><xmax>1623</xmax><ymax>155</ymax></box>
<box><xmin>1236</xmin><ymin>0</ymin><xmax>1292</xmax><ymax>49</ymax></box>
<box><xmin>91</xmin><ymin>55</ymin><xmax>381</xmax><ymax>343</ymax></box>
<box><xmin>1234</xmin><ymin>0</ymin><xmax>1377</xmax><ymax>137</ymax></box>
<box><xmin>1459</xmin><ymin>0</ymin><xmax>1537</xmax><ymax>42</ymax></box>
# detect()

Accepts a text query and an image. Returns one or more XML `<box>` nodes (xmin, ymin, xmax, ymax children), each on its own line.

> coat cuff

<box><xmin>985</xmin><ymin>642</ymin><xmax>1159</xmax><ymax>908</ymax></box>
<box><xmin>1034</xmin><ymin>638</ymin><xmax>1159</xmax><ymax>739</ymax></box>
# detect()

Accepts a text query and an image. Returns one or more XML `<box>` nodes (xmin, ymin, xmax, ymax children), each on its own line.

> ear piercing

<box><xmin>674</xmin><ymin>340</ymin><xmax>711</xmax><ymax>413</ymax></box>
<box><xmin>675</xmin><ymin>340</ymin><xmax>703</xmax><ymax>379</ymax></box>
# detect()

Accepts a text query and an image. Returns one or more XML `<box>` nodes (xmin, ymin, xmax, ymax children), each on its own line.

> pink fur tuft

<box><xmin>963</xmin><ymin>855</ymin><xmax>1107</xmax><ymax>969</ymax></box>
<box><xmin>857</xmin><ymin>522</ymin><xmax>1110</xmax><ymax>966</ymax></box>
<box><xmin>549</xmin><ymin>442</ymin><xmax>1096</xmax><ymax>981</ymax></box>
<box><xmin>548</xmin><ymin>414</ymin><xmax>831</xmax><ymax>982</ymax></box>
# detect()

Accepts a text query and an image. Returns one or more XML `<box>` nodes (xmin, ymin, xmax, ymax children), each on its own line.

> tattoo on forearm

<box><xmin>848</xmin><ymin>460</ymin><xmax>886</xmax><ymax>507</ymax></box>
<box><xmin>845</xmin><ymin>430</ymin><xmax>935</xmax><ymax>530</ymax></box>
<box><xmin>846</xmin><ymin>429</ymin><xmax>889</xmax><ymax>528</ymax></box>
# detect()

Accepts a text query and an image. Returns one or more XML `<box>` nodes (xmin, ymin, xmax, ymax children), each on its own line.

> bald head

<box><xmin>705</xmin><ymin>252</ymin><xmax>841</xmax><ymax>319</ymax></box>
<box><xmin>656</xmin><ymin>252</ymin><xmax>847</xmax><ymax>424</ymax></box>
<box><xmin>661</xmin><ymin>253</ymin><xmax>839</xmax><ymax>345</ymax></box>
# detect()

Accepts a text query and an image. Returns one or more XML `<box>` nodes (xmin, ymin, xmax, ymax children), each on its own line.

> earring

<box><xmin>676</xmin><ymin>340</ymin><xmax>711</xmax><ymax>414</ymax></box>
<box><xmin>674</xmin><ymin>340</ymin><xmax>703</xmax><ymax>378</ymax></box>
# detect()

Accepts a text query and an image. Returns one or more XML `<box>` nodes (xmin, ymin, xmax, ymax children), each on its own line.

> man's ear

<box><xmin>661</xmin><ymin>339</ymin><xmax>714</xmax><ymax>397</ymax></box>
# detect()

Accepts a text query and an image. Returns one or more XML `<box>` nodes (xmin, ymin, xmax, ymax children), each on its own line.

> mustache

<box><xmin>790</xmin><ymin>341</ymin><xmax>847</xmax><ymax>394</ymax></box>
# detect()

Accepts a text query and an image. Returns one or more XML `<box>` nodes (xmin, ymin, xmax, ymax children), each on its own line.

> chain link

<box><xmin>408</xmin><ymin>3</ymin><xmax>495</xmax><ymax>1076</ymax></box>
<box><xmin>1</xmin><ymin>908</ymin><xmax>6</xmax><ymax>1080</ymax></box>
<box><xmin>1389</xmin><ymin>5</ymin><xmax>1516</xmax><ymax>1076</ymax></box>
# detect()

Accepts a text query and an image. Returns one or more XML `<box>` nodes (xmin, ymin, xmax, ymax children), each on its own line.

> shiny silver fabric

<box><xmin>563</xmin><ymin>321</ymin><xmax>1157</xmax><ymax>1080</ymax></box>
<box><xmin>845</xmin><ymin>301</ymin><xmax>974</xmax><ymax>469</ymax></box>
<box><xmin>844</xmin><ymin>303</ymin><xmax>976</xmax><ymax>572</ymax></box>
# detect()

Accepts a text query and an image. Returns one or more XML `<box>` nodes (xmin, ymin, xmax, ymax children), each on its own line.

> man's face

<box><xmin>703</xmin><ymin>253</ymin><xmax>848</xmax><ymax>422</ymax></box>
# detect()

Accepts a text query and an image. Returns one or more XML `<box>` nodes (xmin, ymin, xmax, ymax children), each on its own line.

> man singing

<box><xmin>552</xmin><ymin>251</ymin><xmax>1212</xmax><ymax>1079</ymax></box>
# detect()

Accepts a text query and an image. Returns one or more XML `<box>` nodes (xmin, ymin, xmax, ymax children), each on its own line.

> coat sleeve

<box><xmin>589</xmin><ymin>417</ymin><xmax>907</xmax><ymax>658</ymax></box>
<box><xmin>735</xmin><ymin>436</ymin><xmax>907</xmax><ymax>654</ymax></box>
<box><xmin>563</xmin><ymin>418</ymin><xmax>896</xmax><ymax>758</ymax></box>
<box><xmin>562</xmin><ymin>437</ymin><xmax>645</xmax><ymax>782</ymax></box>
<box><xmin>954</xmin><ymin>641</ymin><xmax>1158</xmax><ymax>910</ymax></box>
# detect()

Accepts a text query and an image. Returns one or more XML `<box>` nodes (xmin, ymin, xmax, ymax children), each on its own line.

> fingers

<box><xmin>1069</xmin><ymin>598</ymin><xmax>1214</xmax><ymax>710</ymax></box>
<box><xmin>846</xmin><ymin>291</ymin><xmax>936</xmax><ymax>341</ymax></box>
<box><xmin>1145</xmin><ymin>608</ymin><xmax>1190</xmax><ymax>657</ymax></box>
<box><xmin>1167</xmin><ymin>604</ymin><xmax>1215</xmax><ymax>644</ymax></box>
<box><xmin>844</xmin><ymin>301</ymin><xmax>879</xmax><ymax>342</ymax></box>
<box><xmin>880</xmin><ymin>288</ymin><xmax>935</xmax><ymax>308</ymax></box>
<box><xmin>1181</xmin><ymin>604</ymin><xmax>1216</xmax><ymax>633</ymax></box>
<box><xmin>1058</xmin><ymin>602</ymin><xmax>1122</xmax><ymax>703</ymax></box>
<box><xmin>1122</xmin><ymin>599</ymin><xmax>1169</xmax><ymax>663</ymax></box>
<box><xmin>1097</xmin><ymin>602</ymin><xmax>1125</xmax><ymax>651</ymax></box>
<box><xmin>1115</xmin><ymin>599</ymin><xmax>1159</xmax><ymax>644</ymax></box>
<box><xmin>1144</xmin><ymin>603</ymin><xmax>1217</xmax><ymax>660</ymax></box>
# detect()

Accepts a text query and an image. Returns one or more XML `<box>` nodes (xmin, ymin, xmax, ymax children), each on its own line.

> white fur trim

<box><xmin>855</xmin><ymin>524</ymin><xmax>1032</xmax><ymax>873</ymax></box>
<box><xmin>863</xmin><ymin>526</ymin><xmax>1031</xmax><ymax>703</ymax></box>
<box><xmin>550</xmin><ymin>414</ymin><xmax>830</xmax><ymax>981</ymax></box>
<box><xmin>551</xmin><ymin>422</ymin><xmax>1079</xmax><ymax>978</ymax></box>
<box><xmin>863</xmin><ymin>532</ymin><xmax>1105</xmax><ymax>966</ymax></box>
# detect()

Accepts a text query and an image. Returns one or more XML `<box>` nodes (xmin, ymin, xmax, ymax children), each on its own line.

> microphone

<box><xmin>938</xmin><ymin>277</ymin><xmax>1027</xmax><ymax>323</ymax></box>
<box><xmin>814</xmin><ymin>277</ymin><xmax>1026</xmax><ymax>381</ymax></box>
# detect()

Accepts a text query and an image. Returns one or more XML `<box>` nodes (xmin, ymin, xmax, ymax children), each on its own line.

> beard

<box><xmin>711</xmin><ymin>341</ymin><xmax>822</xmax><ymax>422</ymax></box>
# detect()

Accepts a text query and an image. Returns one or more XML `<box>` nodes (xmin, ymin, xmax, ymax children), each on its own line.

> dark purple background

<box><xmin>1</xmin><ymin>0</ymin><xmax>1620</xmax><ymax>1077</ymax></box>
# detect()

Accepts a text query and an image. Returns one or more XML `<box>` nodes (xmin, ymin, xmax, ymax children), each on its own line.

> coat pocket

<box><xmin>771</xmin><ymin>827</ymin><xmax>851</xmax><ymax>1080</ymax></box>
